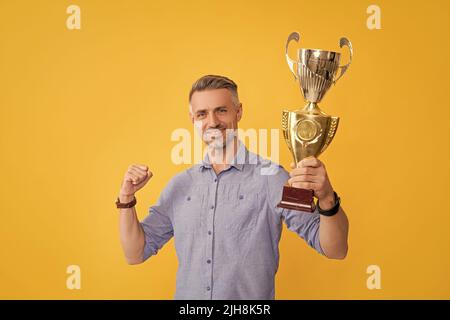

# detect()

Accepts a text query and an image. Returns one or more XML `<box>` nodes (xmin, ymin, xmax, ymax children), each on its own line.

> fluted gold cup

<box><xmin>278</xmin><ymin>32</ymin><xmax>353</xmax><ymax>212</ymax></box>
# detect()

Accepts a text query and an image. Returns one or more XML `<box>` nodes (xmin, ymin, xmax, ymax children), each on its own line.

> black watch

<box><xmin>317</xmin><ymin>191</ymin><xmax>340</xmax><ymax>217</ymax></box>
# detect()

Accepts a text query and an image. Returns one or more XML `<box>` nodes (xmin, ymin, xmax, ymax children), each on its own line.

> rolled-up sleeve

<box><xmin>140</xmin><ymin>181</ymin><xmax>174</xmax><ymax>261</ymax></box>
<box><xmin>266</xmin><ymin>165</ymin><xmax>325</xmax><ymax>256</ymax></box>
<box><xmin>281</xmin><ymin>206</ymin><xmax>324</xmax><ymax>255</ymax></box>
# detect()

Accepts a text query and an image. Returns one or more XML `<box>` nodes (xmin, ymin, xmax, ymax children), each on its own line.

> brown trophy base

<box><xmin>277</xmin><ymin>185</ymin><xmax>316</xmax><ymax>212</ymax></box>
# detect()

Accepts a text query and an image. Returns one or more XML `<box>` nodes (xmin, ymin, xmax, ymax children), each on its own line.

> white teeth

<box><xmin>204</xmin><ymin>129</ymin><xmax>223</xmax><ymax>139</ymax></box>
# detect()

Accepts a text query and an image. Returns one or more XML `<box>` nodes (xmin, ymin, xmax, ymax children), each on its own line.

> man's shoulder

<box><xmin>247</xmin><ymin>150</ymin><xmax>289</xmax><ymax>178</ymax></box>
<box><xmin>164</xmin><ymin>164</ymin><xmax>203</xmax><ymax>189</ymax></box>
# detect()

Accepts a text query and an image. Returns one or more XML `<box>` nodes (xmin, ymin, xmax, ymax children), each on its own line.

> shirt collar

<box><xmin>200</xmin><ymin>140</ymin><xmax>247</xmax><ymax>172</ymax></box>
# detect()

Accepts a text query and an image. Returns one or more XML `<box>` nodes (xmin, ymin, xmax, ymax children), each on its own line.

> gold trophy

<box><xmin>278</xmin><ymin>32</ymin><xmax>353</xmax><ymax>212</ymax></box>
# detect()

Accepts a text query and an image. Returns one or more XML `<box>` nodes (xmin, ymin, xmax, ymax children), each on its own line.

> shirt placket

<box><xmin>204</xmin><ymin>169</ymin><xmax>222</xmax><ymax>299</ymax></box>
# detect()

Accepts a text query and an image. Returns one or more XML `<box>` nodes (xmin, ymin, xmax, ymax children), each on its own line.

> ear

<box><xmin>236</xmin><ymin>103</ymin><xmax>243</xmax><ymax>122</ymax></box>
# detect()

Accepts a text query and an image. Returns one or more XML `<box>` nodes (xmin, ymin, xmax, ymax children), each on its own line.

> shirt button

<box><xmin>239</xmin><ymin>195</ymin><xmax>244</xmax><ymax>200</ymax></box>
<box><xmin>206</xmin><ymin>286</ymin><xmax>211</xmax><ymax>291</ymax></box>
<box><xmin>187</xmin><ymin>196</ymin><xmax>191</xmax><ymax>201</ymax></box>
<box><xmin>210</xmin><ymin>205</ymin><xmax>214</xmax><ymax>210</ymax></box>
<box><xmin>208</xmin><ymin>231</ymin><xmax>212</xmax><ymax>235</ymax></box>
<box><xmin>207</xmin><ymin>259</ymin><xmax>211</xmax><ymax>264</ymax></box>
<box><xmin>214</xmin><ymin>178</ymin><xmax>217</xmax><ymax>182</ymax></box>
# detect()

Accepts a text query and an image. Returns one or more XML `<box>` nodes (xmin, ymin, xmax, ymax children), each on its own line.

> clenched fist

<box><xmin>119</xmin><ymin>164</ymin><xmax>152</xmax><ymax>202</ymax></box>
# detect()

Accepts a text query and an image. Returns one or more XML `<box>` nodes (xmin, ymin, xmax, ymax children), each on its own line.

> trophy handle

<box><xmin>285</xmin><ymin>32</ymin><xmax>301</xmax><ymax>80</ymax></box>
<box><xmin>333</xmin><ymin>37</ymin><xmax>353</xmax><ymax>84</ymax></box>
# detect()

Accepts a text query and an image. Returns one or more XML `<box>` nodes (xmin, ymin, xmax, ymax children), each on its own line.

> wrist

<box><xmin>318</xmin><ymin>192</ymin><xmax>335</xmax><ymax>211</ymax></box>
<box><xmin>119</xmin><ymin>193</ymin><xmax>135</xmax><ymax>203</ymax></box>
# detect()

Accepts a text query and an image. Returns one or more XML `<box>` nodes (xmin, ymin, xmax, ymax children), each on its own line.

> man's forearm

<box><xmin>319</xmin><ymin>206</ymin><xmax>349</xmax><ymax>259</ymax></box>
<box><xmin>118</xmin><ymin>194</ymin><xmax>145</xmax><ymax>264</ymax></box>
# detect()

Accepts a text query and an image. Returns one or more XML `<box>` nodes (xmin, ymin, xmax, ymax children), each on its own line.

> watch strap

<box><xmin>116</xmin><ymin>196</ymin><xmax>137</xmax><ymax>209</ymax></box>
<box><xmin>317</xmin><ymin>191</ymin><xmax>340</xmax><ymax>217</ymax></box>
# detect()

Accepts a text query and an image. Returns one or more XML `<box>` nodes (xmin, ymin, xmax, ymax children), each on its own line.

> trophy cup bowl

<box><xmin>277</xmin><ymin>32</ymin><xmax>353</xmax><ymax>212</ymax></box>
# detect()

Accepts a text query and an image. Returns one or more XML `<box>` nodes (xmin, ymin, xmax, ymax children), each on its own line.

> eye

<box><xmin>218</xmin><ymin>108</ymin><xmax>227</xmax><ymax>113</ymax></box>
<box><xmin>196</xmin><ymin>112</ymin><xmax>206</xmax><ymax>119</ymax></box>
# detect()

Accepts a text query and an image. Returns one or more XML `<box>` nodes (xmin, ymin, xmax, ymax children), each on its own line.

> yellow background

<box><xmin>1</xmin><ymin>0</ymin><xmax>449</xmax><ymax>299</ymax></box>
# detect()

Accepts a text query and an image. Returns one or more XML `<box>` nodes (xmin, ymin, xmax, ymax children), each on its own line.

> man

<box><xmin>116</xmin><ymin>74</ymin><xmax>349</xmax><ymax>299</ymax></box>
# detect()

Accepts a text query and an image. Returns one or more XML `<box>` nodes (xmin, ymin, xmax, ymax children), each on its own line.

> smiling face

<box><xmin>190</xmin><ymin>88</ymin><xmax>242</xmax><ymax>149</ymax></box>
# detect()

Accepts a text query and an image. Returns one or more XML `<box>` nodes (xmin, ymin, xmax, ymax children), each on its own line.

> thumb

<box><xmin>136</xmin><ymin>171</ymin><xmax>152</xmax><ymax>188</ymax></box>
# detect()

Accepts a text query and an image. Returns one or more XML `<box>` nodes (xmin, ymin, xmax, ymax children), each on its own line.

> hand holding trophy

<box><xmin>278</xmin><ymin>32</ymin><xmax>353</xmax><ymax>212</ymax></box>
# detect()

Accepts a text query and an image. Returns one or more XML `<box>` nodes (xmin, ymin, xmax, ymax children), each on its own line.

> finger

<box><xmin>291</xmin><ymin>181</ymin><xmax>317</xmax><ymax>190</ymax></box>
<box><xmin>130</xmin><ymin>170</ymin><xmax>150</xmax><ymax>185</ymax></box>
<box><xmin>135</xmin><ymin>173</ymin><xmax>151</xmax><ymax>187</ymax></box>
<box><xmin>290</xmin><ymin>162</ymin><xmax>295</xmax><ymax>169</ymax></box>
<box><xmin>129</xmin><ymin>167</ymin><xmax>148</xmax><ymax>178</ymax></box>
<box><xmin>288</xmin><ymin>175</ymin><xmax>318</xmax><ymax>185</ymax></box>
<box><xmin>129</xmin><ymin>165</ymin><xmax>148</xmax><ymax>174</ymax></box>
<box><xmin>135</xmin><ymin>164</ymin><xmax>148</xmax><ymax>171</ymax></box>
<box><xmin>126</xmin><ymin>172</ymin><xmax>140</xmax><ymax>184</ymax></box>
<box><xmin>289</xmin><ymin>166</ymin><xmax>319</xmax><ymax>177</ymax></box>
<box><xmin>132</xmin><ymin>168</ymin><xmax>153</xmax><ymax>181</ymax></box>
<box><xmin>299</xmin><ymin>156</ymin><xmax>322</xmax><ymax>168</ymax></box>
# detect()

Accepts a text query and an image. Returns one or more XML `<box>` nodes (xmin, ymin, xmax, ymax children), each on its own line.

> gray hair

<box><xmin>189</xmin><ymin>74</ymin><xmax>240</xmax><ymax>112</ymax></box>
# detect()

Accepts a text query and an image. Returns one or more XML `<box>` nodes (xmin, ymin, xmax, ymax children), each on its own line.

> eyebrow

<box><xmin>195</xmin><ymin>106</ymin><xmax>228</xmax><ymax>114</ymax></box>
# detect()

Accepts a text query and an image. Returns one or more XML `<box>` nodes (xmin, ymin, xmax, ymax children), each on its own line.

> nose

<box><xmin>206</xmin><ymin>111</ymin><xmax>220</xmax><ymax>129</ymax></box>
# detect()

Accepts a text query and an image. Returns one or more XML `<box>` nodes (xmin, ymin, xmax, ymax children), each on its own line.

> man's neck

<box><xmin>207</xmin><ymin>137</ymin><xmax>239</xmax><ymax>175</ymax></box>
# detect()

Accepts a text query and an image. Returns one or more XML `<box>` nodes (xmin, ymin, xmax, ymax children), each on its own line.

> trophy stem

<box><xmin>302</xmin><ymin>102</ymin><xmax>326</xmax><ymax>115</ymax></box>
